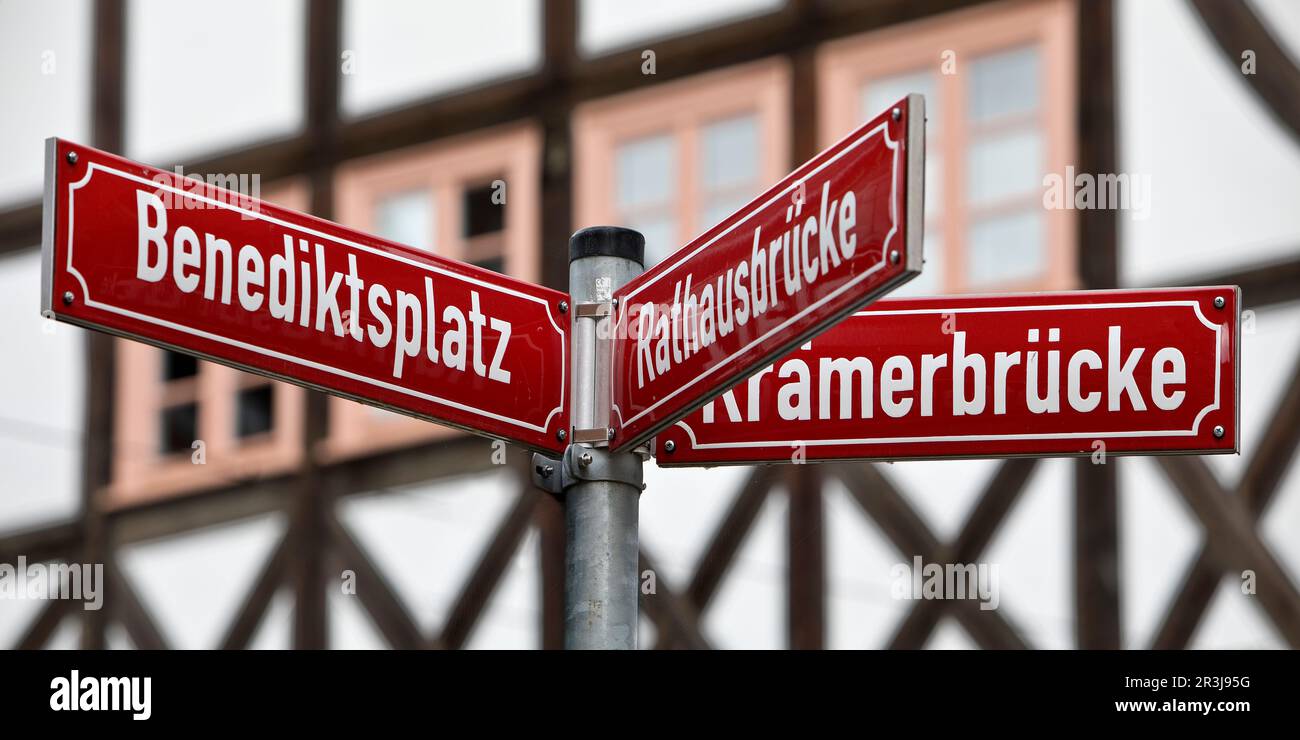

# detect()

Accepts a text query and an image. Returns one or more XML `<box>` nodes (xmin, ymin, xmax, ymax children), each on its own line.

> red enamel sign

<box><xmin>41</xmin><ymin>139</ymin><xmax>569</xmax><ymax>454</ymax></box>
<box><xmin>656</xmin><ymin>288</ymin><xmax>1239</xmax><ymax>465</ymax></box>
<box><xmin>609</xmin><ymin>95</ymin><xmax>926</xmax><ymax>452</ymax></box>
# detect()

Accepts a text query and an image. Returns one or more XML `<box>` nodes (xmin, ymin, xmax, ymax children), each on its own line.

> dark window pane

<box><xmin>237</xmin><ymin>386</ymin><xmax>274</xmax><ymax>438</ymax></box>
<box><xmin>160</xmin><ymin>403</ymin><xmax>197</xmax><ymax>455</ymax></box>
<box><xmin>463</xmin><ymin>180</ymin><xmax>505</xmax><ymax>238</ymax></box>
<box><xmin>472</xmin><ymin>256</ymin><xmax>506</xmax><ymax>275</ymax></box>
<box><xmin>162</xmin><ymin>351</ymin><xmax>198</xmax><ymax>381</ymax></box>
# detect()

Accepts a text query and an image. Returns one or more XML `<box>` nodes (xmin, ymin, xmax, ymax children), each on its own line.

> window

<box><xmin>608</xmin><ymin>111</ymin><xmax>765</xmax><ymax>265</ymax></box>
<box><xmin>236</xmin><ymin>385</ymin><xmax>274</xmax><ymax>439</ymax></box>
<box><xmin>157</xmin><ymin>352</ymin><xmax>200</xmax><ymax>457</ymax></box>
<box><xmin>819</xmin><ymin>0</ymin><xmax>1076</xmax><ymax>294</ymax></box>
<box><xmin>965</xmin><ymin>47</ymin><xmax>1045</xmax><ymax>286</ymax></box>
<box><xmin>374</xmin><ymin>189</ymin><xmax>435</xmax><ymax>252</ymax></box>
<box><xmin>463</xmin><ymin>179</ymin><xmax>507</xmax><ymax>273</ymax></box>
<box><xmin>328</xmin><ymin>125</ymin><xmax>541</xmax><ymax>457</ymax></box>
<box><xmin>161</xmin><ymin>351</ymin><xmax>198</xmax><ymax>382</ymax></box>
<box><xmin>463</xmin><ymin>180</ymin><xmax>506</xmax><ymax>239</ymax></box>
<box><xmin>576</xmin><ymin>59</ymin><xmax>790</xmax><ymax>269</ymax></box>
<box><xmin>159</xmin><ymin>402</ymin><xmax>198</xmax><ymax>456</ymax></box>
<box><xmin>615</xmin><ymin>133</ymin><xmax>678</xmax><ymax>265</ymax></box>
<box><xmin>698</xmin><ymin>114</ymin><xmax>762</xmax><ymax>238</ymax></box>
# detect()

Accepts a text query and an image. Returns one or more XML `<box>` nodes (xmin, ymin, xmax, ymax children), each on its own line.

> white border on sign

<box><xmin>54</xmin><ymin>158</ymin><xmax>565</xmax><ymax>436</ymax></box>
<box><xmin>613</xmin><ymin>117</ymin><xmax>903</xmax><ymax>431</ymax></box>
<box><xmin>672</xmin><ymin>300</ymin><xmax>1223</xmax><ymax>450</ymax></box>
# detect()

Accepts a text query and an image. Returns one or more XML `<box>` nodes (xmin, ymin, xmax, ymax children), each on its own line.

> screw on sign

<box><xmin>608</xmin><ymin>95</ymin><xmax>928</xmax><ymax>451</ymax></box>
<box><xmin>655</xmin><ymin>288</ymin><xmax>1240</xmax><ymax>465</ymax></box>
<box><xmin>41</xmin><ymin>138</ymin><xmax>570</xmax><ymax>454</ymax></box>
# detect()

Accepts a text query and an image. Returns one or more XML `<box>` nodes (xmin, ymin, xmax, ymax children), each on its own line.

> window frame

<box><xmin>573</xmin><ymin>58</ymin><xmax>791</xmax><ymax>266</ymax></box>
<box><xmin>817</xmin><ymin>0</ymin><xmax>1078</xmax><ymax>294</ymax></box>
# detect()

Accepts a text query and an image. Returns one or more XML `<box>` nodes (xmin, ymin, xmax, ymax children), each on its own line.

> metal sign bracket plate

<box><xmin>531</xmin><ymin>446</ymin><xmax>645</xmax><ymax>496</ymax></box>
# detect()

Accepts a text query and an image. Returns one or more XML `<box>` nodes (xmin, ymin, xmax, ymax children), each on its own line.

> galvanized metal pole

<box><xmin>564</xmin><ymin>226</ymin><xmax>644</xmax><ymax>649</ymax></box>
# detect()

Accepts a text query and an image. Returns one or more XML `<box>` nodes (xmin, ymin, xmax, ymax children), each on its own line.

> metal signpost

<box><xmin>534</xmin><ymin>227</ymin><xmax>647</xmax><ymax>649</ymax></box>
<box><xmin>39</xmin><ymin>93</ymin><xmax>1243</xmax><ymax>651</ymax></box>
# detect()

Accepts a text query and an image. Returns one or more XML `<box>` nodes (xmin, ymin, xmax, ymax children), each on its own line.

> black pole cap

<box><xmin>569</xmin><ymin>226</ymin><xmax>645</xmax><ymax>266</ymax></box>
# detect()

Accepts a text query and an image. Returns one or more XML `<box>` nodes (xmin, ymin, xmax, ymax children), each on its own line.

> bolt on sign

<box><xmin>655</xmin><ymin>288</ymin><xmax>1240</xmax><ymax>465</ymax></box>
<box><xmin>41</xmin><ymin>139</ymin><xmax>569</xmax><ymax>454</ymax></box>
<box><xmin>609</xmin><ymin>95</ymin><xmax>927</xmax><ymax>452</ymax></box>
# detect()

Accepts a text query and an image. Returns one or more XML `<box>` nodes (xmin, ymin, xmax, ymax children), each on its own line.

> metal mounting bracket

<box><xmin>531</xmin><ymin>445</ymin><xmax>644</xmax><ymax>496</ymax></box>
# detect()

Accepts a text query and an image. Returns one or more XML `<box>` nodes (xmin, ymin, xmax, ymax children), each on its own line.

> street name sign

<box><xmin>41</xmin><ymin>139</ymin><xmax>569</xmax><ymax>454</ymax></box>
<box><xmin>655</xmin><ymin>288</ymin><xmax>1239</xmax><ymax>465</ymax></box>
<box><xmin>609</xmin><ymin>95</ymin><xmax>926</xmax><ymax>452</ymax></box>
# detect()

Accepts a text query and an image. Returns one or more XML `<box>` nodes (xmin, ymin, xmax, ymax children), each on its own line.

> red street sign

<box><xmin>656</xmin><ymin>288</ymin><xmax>1239</xmax><ymax>465</ymax></box>
<box><xmin>40</xmin><ymin>139</ymin><xmax>569</xmax><ymax>454</ymax></box>
<box><xmin>609</xmin><ymin>95</ymin><xmax>926</xmax><ymax>451</ymax></box>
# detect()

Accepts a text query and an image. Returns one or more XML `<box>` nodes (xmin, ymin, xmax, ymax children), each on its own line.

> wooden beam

<box><xmin>1156</xmin><ymin>455</ymin><xmax>1300</xmax><ymax>647</ymax></box>
<box><xmin>306</xmin><ymin>0</ymin><xmax>341</xmax><ymax>217</ymax></box>
<box><xmin>109</xmin><ymin>474</ymin><xmax>297</xmax><ymax>547</ymax></box>
<box><xmin>109</xmin><ymin>560</ymin><xmax>170</xmax><ymax>650</ymax></box>
<box><xmin>1151</xmin><ymin>357</ymin><xmax>1300</xmax><ymax>647</ymax></box>
<box><xmin>0</xmin><ymin>203</ymin><xmax>42</xmax><ymax>253</ymax></box>
<box><xmin>686</xmin><ymin>466</ymin><xmax>776</xmax><ymax>613</ymax></box>
<box><xmin>79</xmin><ymin>507</ymin><xmax>110</xmax><ymax>650</ymax></box>
<box><xmin>91</xmin><ymin>0</ymin><xmax>126</xmax><ymax>150</ymax></box>
<box><xmin>835</xmin><ymin>463</ymin><xmax>1031</xmax><ymax>649</ymax></box>
<box><xmin>219</xmin><ymin>535</ymin><xmax>290</xmax><ymax>650</ymax></box>
<box><xmin>288</xmin><ymin>426</ymin><xmax>330</xmax><ymax>649</ymax></box>
<box><xmin>887</xmin><ymin>459</ymin><xmax>1037</xmax><ymax>649</ymax></box>
<box><xmin>1159</xmin><ymin>255</ymin><xmax>1300</xmax><ymax>310</ymax></box>
<box><xmin>649</xmin><ymin>466</ymin><xmax>775</xmax><ymax>650</ymax></box>
<box><xmin>787</xmin><ymin>465</ymin><xmax>825</xmax><ymax>649</ymax></box>
<box><xmin>535</xmin><ymin>493</ymin><xmax>566</xmax><ymax>650</ymax></box>
<box><xmin>104</xmin><ymin>434</ymin><xmax>501</xmax><ymax>548</ymax></box>
<box><xmin>781</xmin><ymin>17</ymin><xmax>827</xmax><ymax>651</ymax></box>
<box><xmin>438</xmin><ymin>483</ymin><xmax>541</xmax><ymax>650</ymax></box>
<box><xmin>16</xmin><ymin>597</ymin><xmax>75</xmax><ymax>650</ymax></box>
<box><xmin>0</xmin><ymin>520</ymin><xmax>82</xmax><ymax>565</ymax></box>
<box><xmin>639</xmin><ymin>548</ymin><xmax>712</xmax><ymax>650</ymax></box>
<box><xmin>838</xmin><ymin>465</ymin><xmax>937</xmax><ymax>556</ymax></box>
<box><xmin>1188</xmin><ymin>0</ymin><xmax>1300</xmax><ymax>146</ymax></box>
<box><xmin>789</xmin><ymin>0</ymin><xmax>820</xmax><ymax>165</ymax></box>
<box><xmin>320</xmin><ymin>435</ymin><xmax>504</xmax><ymax>500</ymax></box>
<box><xmin>324</xmin><ymin>512</ymin><xmax>424</xmax><ymax>650</ymax></box>
<box><xmin>287</xmin><ymin>0</ymin><xmax>342</xmax><ymax>655</ymax></box>
<box><xmin>1072</xmin><ymin>0</ymin><xmax>1124</xmax><ymax>651</ymax></box>
<box><xmin>1075</xmin><ymin>460</ymin><xmax>1122</xmax><ymax>648</ymax></box>
<box><xmin>79</xmin><ymin>0</ymin><xmax>127</xmax><ymax>650</ymax></box>
<box><xmin>1077</xmin><ymin>0</ymin><xmax>1119</xmax><ymax>290</ymax></box>
<box><xmin>539</xmin><ymin>0</ymin><xmax>577</xmax><ymax>292</ymax></box>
